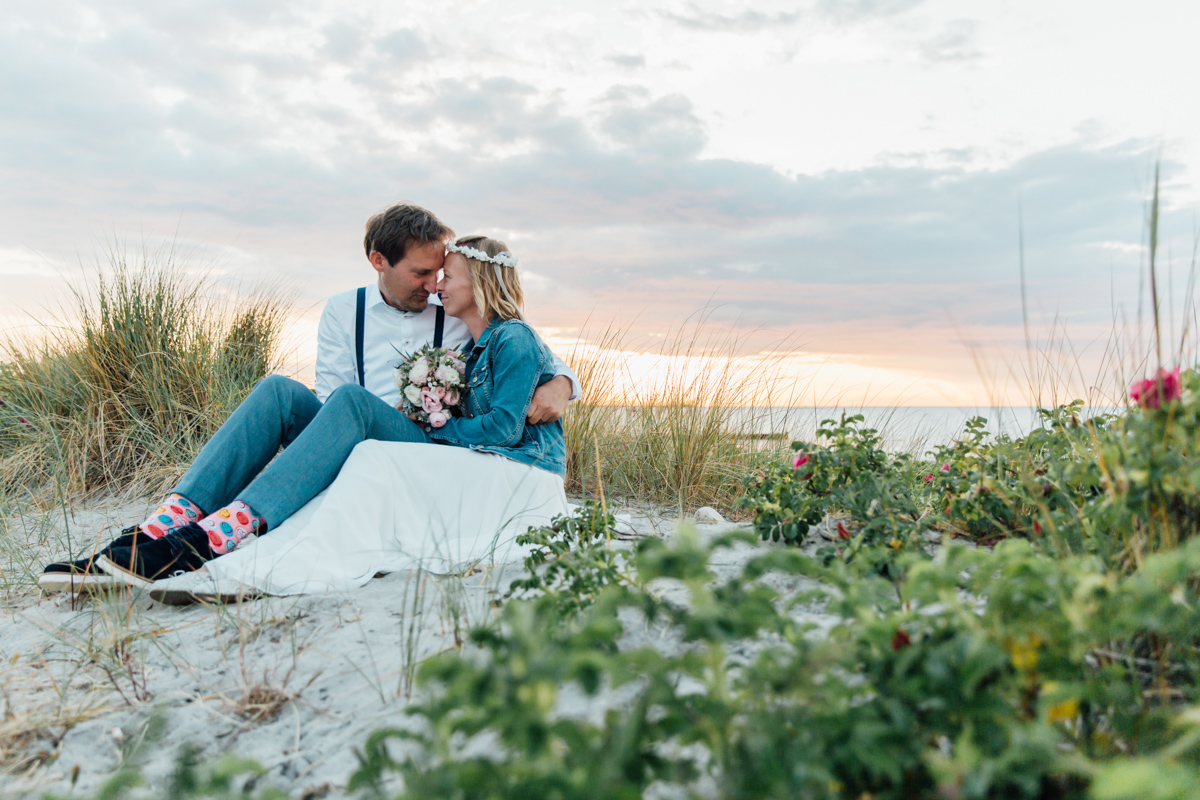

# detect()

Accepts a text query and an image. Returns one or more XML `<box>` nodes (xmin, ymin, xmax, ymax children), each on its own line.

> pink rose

<box><xmin>431</xmin><ymin>386</ymin><xmax>446</xmax><ymax>400</ymax></box>
<box><xmin>923</xmin><ymin>473</ymin><xmax>934</xmax><ymax>483</ymax></box>
<box><xmin>792</xmin><ymin>451</ymin><xmax>812</xmax><ymax>481</ymax></box>
<box><xmin>421</xmin><ymin>388</ymin><xmax>442</xmax><ymax>414</ymax></box>
<box><xmin>1131</xmin><ymin>366</ymin><xmax>1183</xmax><ymax>409</ymax></box>
<box><xmin>444</xmin><ymin>388</ymin><xmax>460</xmax><ymax>406</ymax></box>
<box><xmin>428</xmin><ymin>410</ymin><xmax>449</xmax><ymax>428</ymax></box>
<box><xmin>940</xmin><ymin>464</ymin><xmax>950</xmax><ymax>472</ymax></box>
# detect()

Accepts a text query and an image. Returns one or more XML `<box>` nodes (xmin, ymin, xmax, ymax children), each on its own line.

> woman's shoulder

<box><xmin>488</xmin><ymin>318</ymin><xmax>542</xmax><ymax>346</ymax></box>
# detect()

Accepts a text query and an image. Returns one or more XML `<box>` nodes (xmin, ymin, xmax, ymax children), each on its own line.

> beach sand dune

<box><xmin>2</xmin><ymin>498</ymin><xmax>805</xmax><ymax>798</ymax></box>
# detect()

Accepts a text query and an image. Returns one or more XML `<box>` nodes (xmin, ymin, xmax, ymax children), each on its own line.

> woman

<box><xmin>151</xmin><ymin>236</ymin><xmax>569</xmax><ymax>602</ymax></box>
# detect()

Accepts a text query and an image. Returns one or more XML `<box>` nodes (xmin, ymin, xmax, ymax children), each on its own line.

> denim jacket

<box><xmin>427</xmin><ymin>318</ymin><xmax>567</xmax><ymax>477</ymax></box>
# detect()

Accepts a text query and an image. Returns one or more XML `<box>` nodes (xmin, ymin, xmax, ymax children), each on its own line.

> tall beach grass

<box><xmin>560</xmin><ymin>315</ymin><xmax>797</xmax><ymax>516</ymax></box>
<box><xmin>0</xmin><ymin>245</ymin><xmax>290</xmax><ymax>503</ymax></box>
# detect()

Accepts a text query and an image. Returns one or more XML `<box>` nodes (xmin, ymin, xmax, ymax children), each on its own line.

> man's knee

<box><xmin>324</xmin><ymin>383</ymin><xmax>376</xmax><ymax>413</ymax></box>
<box><xmin>256</xmin><ymin>373</ymin><xmax>305</xmax><ymax>396</ymax></box>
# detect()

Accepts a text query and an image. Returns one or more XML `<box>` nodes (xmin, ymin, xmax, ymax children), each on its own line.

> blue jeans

<box><xmin>173</xmin><ymin>375</ymin><xmax>432</xmax><ymax>530</ymax></box>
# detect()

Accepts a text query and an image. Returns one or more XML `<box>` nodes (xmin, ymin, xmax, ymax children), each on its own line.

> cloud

<box><xmin>658</xmin><ymin>3</ymin><xmax>802</xmax><ymax>32</ymax></box>
<box><xmin>606</xmin><ymin>53</ymin><xmax>646</xmax><ymax>69</ymax></box>
<box><xmin>597</xmin><ymin>88</ymin><xmax>707</xmax><ymax>158</ymax></box>
<box><xmin>814</xmin><ymin>0</ymin><xmax>925</xmax><ymax>22</ymax></box>
<box><xmin>919</xmin><ymin>19</ymin><xmax>982</xmax><ymax>63</ymax></box>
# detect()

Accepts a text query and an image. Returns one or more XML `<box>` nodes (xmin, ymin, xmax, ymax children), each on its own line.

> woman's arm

<box><xmin>428</xmin><ymin>323</ymin><xmax>547</xmax><ymax>448</ymax></box>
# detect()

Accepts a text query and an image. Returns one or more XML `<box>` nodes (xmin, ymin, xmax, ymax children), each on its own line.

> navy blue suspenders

<box><xmin>354</xmin><ymin>288</ymin><xmax>445</xmax><ymax>388</ymax></box>
<box><xmin>355</xmin><ymin>287</ymin><xmax>366</xmax><ymax>387</ymax></box>
<box><xmin>433</xmin><ymin>303</ymin><xmax>445</xmax><ymax>348</ymax></box>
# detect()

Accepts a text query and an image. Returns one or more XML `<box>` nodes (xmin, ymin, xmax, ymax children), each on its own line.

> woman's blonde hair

<box><xmin>452</xmin><ymin>235</ymin><xmax>524</xmax><ymax>322</ymax></box>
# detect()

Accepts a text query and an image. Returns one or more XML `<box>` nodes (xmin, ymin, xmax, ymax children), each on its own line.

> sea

<box><xmin>726</xmin><ymin>406</ymin><xmax>1115</xmax><ymax>454</ymax></box>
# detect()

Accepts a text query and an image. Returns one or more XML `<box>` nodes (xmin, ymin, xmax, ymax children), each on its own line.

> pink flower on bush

<box><xmin>792</xmin><ymin>452</ymin><xmax>813</xmax><ymax>480</ymax></box>
<box><xmin>1130</xmin><ymin>367</ymin><xmax>1182</xmax><ymax>409</ymax></box>
<box><xmin>421</xmin><ymin>388</ymin><xmax>443</xmax><ymax>414</ymax></box>
<box><xmin>940</xmin><ymin>464</ymin><xmax>950</xmax><ymax>472</ymax></box>
<box><xmin>923</xmin><ymin>473</ymin><xmax>934</xmax><ymax>483</ymax></box>
<box><xmin>428</xmin><ymin>410</ymin><xmax>449</xmax><ymax>428</ymax></box>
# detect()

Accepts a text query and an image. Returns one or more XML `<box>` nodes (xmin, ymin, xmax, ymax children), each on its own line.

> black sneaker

<box><xmin>38</xmin><ymin>526</ymin><xmax>153</xmax><ymax>595</ymax></box>
<box><xmin>98</xmin><ymin>523</ymin><xmax>214</xmax><ymax>588</ymax></box>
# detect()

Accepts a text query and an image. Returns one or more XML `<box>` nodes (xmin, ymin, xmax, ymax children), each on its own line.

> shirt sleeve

<box><xmin>314</xmin><ymin>297</ymin><xmax>356</xmax><ymax>403</ymax></box>
<box><xmin>545</xmin><ymin>347</ymin><xmax>582</xmax><ymax>401</ymax></box>
<box><xmin>429</xmin><ymin>325</ymin><xmax>546</xmax><ymax>448</ymax></box>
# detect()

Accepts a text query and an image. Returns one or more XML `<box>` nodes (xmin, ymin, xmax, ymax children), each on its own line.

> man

<box><xmin>39</xmin><ymin>203</ymin><xmax>578</xmax><ymax>593</ymax></box>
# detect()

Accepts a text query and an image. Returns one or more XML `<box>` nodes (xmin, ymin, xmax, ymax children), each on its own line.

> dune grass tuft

<box><xmin>561</xmin><ymin>315</ymin><xmax>796</xmax><ymax>516</ymax></box>
<box><xmin>0</xmin><ymin>246</ymin><xmax>290</xmax><ymax>502</ymax></box>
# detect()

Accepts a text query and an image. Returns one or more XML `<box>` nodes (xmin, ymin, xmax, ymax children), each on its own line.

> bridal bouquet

<box><xmin>394</xmin><ymin>345</ymin><xmax>467</xmax><ymax>428</ymax></box>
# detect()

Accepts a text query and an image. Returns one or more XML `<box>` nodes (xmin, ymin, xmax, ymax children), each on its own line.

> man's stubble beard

<box><xmin>379</xmin><ymin>280</ymin><xmax>430</xmax><ymax>315</ymax></box>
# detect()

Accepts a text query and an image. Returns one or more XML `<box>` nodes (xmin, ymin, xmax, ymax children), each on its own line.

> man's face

<box><xmin>373</xmin><ymin>241</ymin><xmax>445</xmax><ymax>313</ymax></box>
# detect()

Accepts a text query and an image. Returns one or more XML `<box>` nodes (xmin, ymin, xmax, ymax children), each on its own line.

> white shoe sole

<box><xmin>38</xmin><ymin>572</ymin><xmax>120</xmax><ymax>595</ymax></box>
<box><xmin>149</xmin><ymin>582</ymin><xmax>263</xmax><ymax>606</ymax></box>
<box><xmin>148</xmin><ymin>587</ymin><xmax>260</xmax><ymax>606</ymax></box>
<box><xmin>96</xmin><ymin>556</ymin><xmax>157</xmax><ymax>588</ymax></box>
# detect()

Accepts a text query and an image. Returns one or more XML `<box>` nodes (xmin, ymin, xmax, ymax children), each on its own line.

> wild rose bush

<box><xmin>741</xmin><ymin>370</ymin><xmax>1200</xmax><ymax>571</ymax></box>
<box><xmin>736</xmin><ymin>414</ymin><xmax>922</xmax><ymax>548</ymax></box>
<box><xmin>349</xmin><ymin>533</ymin><xmax>1200</xmax><ymax>800</ymax></box>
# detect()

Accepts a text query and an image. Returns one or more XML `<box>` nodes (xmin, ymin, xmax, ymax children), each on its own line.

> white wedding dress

<box><xmin>204</xmin><ymin>440</ymin><xmax>570</xmax><ymax>596</ymax></box>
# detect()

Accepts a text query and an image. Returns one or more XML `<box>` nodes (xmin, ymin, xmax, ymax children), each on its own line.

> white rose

<box><xmin>403</xmin><ymin>384</ymin><xmax>422</xmax><ymax>405</ymax></box>
<box><xmin>408</xmin><ymin>358</ymin><xmax>430</xmax><ymax>384</ymax></box>
<box><xmin>435</xmin><ymin>365</ymin><xmax>460</xmax><ymax>386</ymax></box>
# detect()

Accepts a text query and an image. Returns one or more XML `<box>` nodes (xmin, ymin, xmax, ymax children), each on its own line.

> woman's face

<box><xmin>436</xmin><ymin>253</ymin><xmax>477</xmax><ymax>318</ymax></box>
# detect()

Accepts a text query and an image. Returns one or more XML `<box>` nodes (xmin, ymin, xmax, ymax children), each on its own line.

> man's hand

<box><xmin>528</xmin><ymin>375</ymin><xmax>571</xmax><ymax>424</ymax></box>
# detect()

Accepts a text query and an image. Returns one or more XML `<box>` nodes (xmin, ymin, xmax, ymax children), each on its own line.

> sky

<box><xmin>2</xmin><ymin>0</ymin><xmax>1198</xmax><ymax>406</ymax></box>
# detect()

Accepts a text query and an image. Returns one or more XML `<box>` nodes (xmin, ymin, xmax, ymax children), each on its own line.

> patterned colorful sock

<box><xmin>197</xmin><ymin>500</ymin><xmax>265</xmax><ymax>555</ymax></box>
<box><xmin>140</xmin><ymin>493</ymin><xmax>205</xmax><ymax>540</ymax></box>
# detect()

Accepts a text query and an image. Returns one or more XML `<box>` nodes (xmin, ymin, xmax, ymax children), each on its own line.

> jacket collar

<box><xmin>468</xmin><ymin>317</ymin><xmax>506</xmax><ymax>354</ymax></box>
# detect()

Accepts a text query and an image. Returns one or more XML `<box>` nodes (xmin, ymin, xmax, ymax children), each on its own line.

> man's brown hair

<box><xmin>363</xmin><ymin>204</ymin><xmax>453</xmax><ymax>266</ymax></box>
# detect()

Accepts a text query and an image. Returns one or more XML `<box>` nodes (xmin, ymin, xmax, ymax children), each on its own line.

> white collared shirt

<box><xmin>314</xmin><ymin>283</ymin><xmax>580</xmax><ymax>407</ymax></box>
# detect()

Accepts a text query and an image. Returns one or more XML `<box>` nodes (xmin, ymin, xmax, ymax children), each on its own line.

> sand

<box><xmin>0</xmin><ymin>497</ymin><xmax>839</xmax><ymax>799</ymax></box>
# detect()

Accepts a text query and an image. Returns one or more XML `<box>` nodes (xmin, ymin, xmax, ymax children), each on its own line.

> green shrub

<box><xmin>508</xmin><ymin>499</ymin><xmax>634</xmax><ymax>617</ymax></box>
<box><xmin>738</xmin><ymin>379</ymin><xmax>1200</xmax><ymax>575</ymax></box>
<box><xmin>737</xmin><ymin>413</ymin><xmax>925</xmax><ymax>551</ymax></box>
<box><xmin>346</xmin><ymin>534</ymin><xmax>1200</xmax><ymax>800</ymax></box>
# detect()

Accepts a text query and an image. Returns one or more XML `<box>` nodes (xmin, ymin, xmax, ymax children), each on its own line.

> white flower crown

<box><xmin>445</xmin><ymin>241</ymin><xmax>519</xmax><ymax>268</ymax></box>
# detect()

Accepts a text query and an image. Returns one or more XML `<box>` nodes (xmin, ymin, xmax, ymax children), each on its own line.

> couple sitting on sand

<box><xmin>40</xmin><ymin>203</ymin><xmax>579</xmax><ymax>603</ymax></box>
